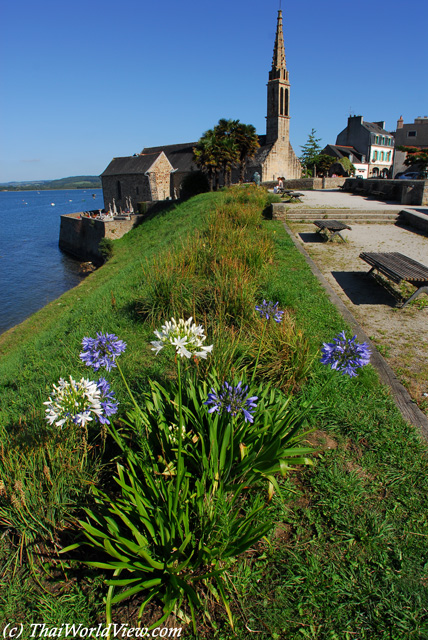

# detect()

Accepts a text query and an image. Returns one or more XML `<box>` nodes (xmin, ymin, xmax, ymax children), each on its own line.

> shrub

<box><xmin>98</xmin><ymin>238</ymin><xmax>114</xmax><ymax>262</ymax></box>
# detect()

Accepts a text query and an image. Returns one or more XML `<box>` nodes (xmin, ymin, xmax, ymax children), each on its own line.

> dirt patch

<box><xmin>304</xmin><ymin>429</ymin><xmax>338</xmax><ymax>451</ymax></box>
<box><xmin>290</xmin><ymin>222</ymin><xmax>428</xmax><ymax>416</ymax></box>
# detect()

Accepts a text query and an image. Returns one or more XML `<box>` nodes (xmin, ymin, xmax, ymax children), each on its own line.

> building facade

<box><xmin>101</xmin><ymin>152</ymin><xmax>173</xmax><ymax>212</ymax></box>
<box><xmin>321</xmin><ymin>144</ymin><xmax>368</xmax><ymax>178</ymax></box>
<box><xmin>336</xmin><ymin>116</ymin><xmax>394</xmax><ymax>178</ymax></box>
<box><xmin>392</xmin><ymin>116</ymin><xmax>428</xmax><ymax>177</ymax></box>
<box><xmin>395</xmin><ymin>115</ymin><xmax>428</xmax><ymax>147</ymax></box>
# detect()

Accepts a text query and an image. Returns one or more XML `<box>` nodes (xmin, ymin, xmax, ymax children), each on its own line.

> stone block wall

<box><xmin>59</xmin><ymin>212</ymin><xmax>145</xmax><ymax>263</ymax></box>
<box><xmin>101</xmin><ymin>175</ymin><xmax>152</xmax><ymax>212</ymax></box>
<box><xmin>148</xmin><ymin>154</ymin><xmax>173</xmax><ymax>201</ymax></box>
<box><xmin>342</xmin><ymin>178</ymin><xmax>428</xmax><ymax>205</ymax></box>
<box><xmin>264</xmin><ymin>177</ymin><xmax>345</xmax><ymax>190</ymax></box>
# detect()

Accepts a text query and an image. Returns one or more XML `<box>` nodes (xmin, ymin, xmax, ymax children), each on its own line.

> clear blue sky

<box><xmin>1</xmin><ymin>0</ymin><xmax>427</xmax><ymax>182</ymax></box>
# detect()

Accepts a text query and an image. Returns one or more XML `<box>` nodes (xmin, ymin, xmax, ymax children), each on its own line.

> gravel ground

<box><xmin>289</xmin><ymin>219</ymin><xmax>428</xmax><ymax>414</ymax></box>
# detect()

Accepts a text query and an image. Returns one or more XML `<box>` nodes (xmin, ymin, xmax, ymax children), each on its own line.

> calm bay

<box><xmin>0</xmin><ymin>188</ymin><xmax>104</xmax><ymax>335</ymax></box>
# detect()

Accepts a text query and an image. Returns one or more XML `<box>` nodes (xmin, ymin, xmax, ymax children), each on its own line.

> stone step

<box><xmin>283</xmin><ymin>211</ymin><xmax>399</xmax><ymax>222</ymax></box>
<box><xmin>288</xmin><ymin>218</ymin><xmax>397</xmax><ymax>225</ymax></box>
<box><xmin>272</xmin><ymin>204</ymin><xmax>401</xmax><ymax>222</ymax></box>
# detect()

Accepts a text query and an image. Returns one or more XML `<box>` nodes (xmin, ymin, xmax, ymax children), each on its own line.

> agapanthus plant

<box><xmin>80</xmin><ymin>332</ymin><xmax>127</xmax><ymax>372</ymax></box>
<box><xmin>151</xmin><ymin>317</ymin><xmax>213</xmax><ymax>359</ymax></box>
<box><xmin>251</xmin><ymin>300</ymin><xmax>285</xmax><ymax>385</ymax></box>
<box><xmin>321</xmin><ymin>330</ymin><xmax>371</xmax><ymax>377</ymax></box>
<box><xmin>44</xmin><ymin>376</ymin><xmax>118</xmax><ymax>428</ymax></box>
<box><xmin>255</xmin><ymin>300</ymin><xmax>285</xmax><ymax>323</ymax></box>
<box><xmin>205</xmin><ymin>381</ymin><xmax>258</xmax><ymax>423</ymax></box>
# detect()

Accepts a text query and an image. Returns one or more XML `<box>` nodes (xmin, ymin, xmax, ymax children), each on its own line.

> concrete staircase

<box><xmin>272</xmin><ymin>205</ymin><xmax>401</xmax><ymax>224</ymax></box>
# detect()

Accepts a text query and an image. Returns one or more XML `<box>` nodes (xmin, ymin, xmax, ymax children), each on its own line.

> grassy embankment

<box><xmin>0</xmin><ymin>187</ymin><xmax>427</xmax><ymax>638</ymax></box>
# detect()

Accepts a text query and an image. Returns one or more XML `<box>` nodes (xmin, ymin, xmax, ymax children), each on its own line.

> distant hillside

<box><xmin>0</xmin><ymin>176</ymin><xmax>102</xmax><ymax>191</ymax></box>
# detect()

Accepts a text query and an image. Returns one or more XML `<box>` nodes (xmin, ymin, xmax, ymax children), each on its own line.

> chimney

<box><xmin>397</xmin><ymin>115</ymin><xmax>404</xmax><ymax>129</ymax></box>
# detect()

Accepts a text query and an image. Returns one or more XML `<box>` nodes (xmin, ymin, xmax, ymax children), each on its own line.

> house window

<box><xmin>380</xmin><ymin>151</ymin><xmax>384</xmax><ymax>161</ymax></box>
<box><xmin>373</xmin><ymin>151</ymin><xmax>378</xmax><ymax>161</ymax></box>
<box><xmin>408</xmin><ymin>131</ymin><xmax>417</xmax><ymax>137</ymax></box>
<box><xmin>387</xmin><ymin>152</ymin><xmax>391</xmax><ymax>162</ymax></box>
<box><xmin>375</xmin><ymin>135</ymin><xmax>379</xmax><ymax>144</ymax></box>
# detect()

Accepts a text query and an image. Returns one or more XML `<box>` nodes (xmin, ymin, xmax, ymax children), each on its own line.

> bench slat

<box><xmin>360</xmin><ymin>252</ymin><xmax>428</xmax><ymax>283</ymax></box>
<box><xmin>314</xmin><ymin>220</ymin><xmax>352</xmax><ymax>232</ymax></box>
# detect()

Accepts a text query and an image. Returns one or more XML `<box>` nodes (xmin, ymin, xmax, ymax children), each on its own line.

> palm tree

<box><xmin>214</xmin><ymin>119</ymin><xmax>259</xmax><ymax>184</ymax></box>
<box><xmin>232</xmin><ymin>122</ymin><xmax>260</xmax><ymax>183</ymax></box>
<box><xmin>193</xmin><ymin>119</ymin><xmax>260</xmax><ymax>189</ymax></box>
<box><xmin>193</xmin><ymin>130</ymin><xmax>221</xmax><ymax>191</ymax></box>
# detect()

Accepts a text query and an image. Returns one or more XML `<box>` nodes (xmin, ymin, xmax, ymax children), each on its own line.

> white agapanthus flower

<box><xmin>44</xmin><ymin>376</ymin><xmax>103</xmax><ymax>428</ymax></box>
<box><xmin>151</xmin><ymin>317</ymin><xmax>213</xmax><ymax>359</ymax></box>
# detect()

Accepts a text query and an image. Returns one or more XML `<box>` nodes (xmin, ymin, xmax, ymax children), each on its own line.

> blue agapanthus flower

<box><xmin>96</xmin><ymin>377</ymin><xmax>119</xmax><ymax>425</ymax></box>
<box><xmin>255</xmin><ymin>300</ymin><xmax>284</xmax><ymax>323</ymax></box>
<box><xmin>321</xmin><ymin>331</ymin><xmax>371</xmax><ymax>377</ymax></box>
<box><xmin>80</xmin><ymin>332</ymin><xmax>127</xmax><ymax>372</ymax></box>
<box><xmin>204</xmin><ymin>381</ymin><xmax>258</xmax><ymax>423</ymax></box>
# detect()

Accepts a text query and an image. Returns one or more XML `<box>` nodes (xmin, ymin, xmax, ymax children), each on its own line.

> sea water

<box><xmin>0</xmin><ymin>189</ymin><xmax>104</xmax><ymax>335</ymax></box>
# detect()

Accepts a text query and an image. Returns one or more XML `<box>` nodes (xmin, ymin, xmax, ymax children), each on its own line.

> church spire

<box><xmin>266</xmin><ymin>9</ymin><xmax>290</xmax><ymax>144</ymax></box>
<box><xmin>271</xmin><ymin>9</ymin><xmax>286</xmax><ymax>71</ymax></box>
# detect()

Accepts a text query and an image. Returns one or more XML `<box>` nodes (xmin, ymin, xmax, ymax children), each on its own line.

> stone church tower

<box><xmin>260</xmin><ymin>10</ymin><xmax>301</xmax><ymax>180</ymax></box>
<box><xmin>101</xmin><ymin>9</ymin><xmax>301</xmax><ymax>204</ymax></box>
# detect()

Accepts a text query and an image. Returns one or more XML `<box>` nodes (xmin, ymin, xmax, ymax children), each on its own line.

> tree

<box><xmin>227</xmin><ymin>120</ymin><xmax>260</xmax><ymax>183</ymax></box>
<box><xmin>316</xmin><ymin>154</ymin><xmax>335</xmax><ymax>176</ymax></box>
<box><xmin>193</xmin><ymin>129</ymin><xmax>222</xmax><ymax>191</ymax></box>
<box><xmin>193</xmin><ymin>119</ymin><xmax>259</xmax><ymax>189</ymax></box>
<box><xmin>336</xmin><ymin>157</ymin><xmax>356</xmax><ymax>176</ymax></box>
<box><xmin>300</xmin><ymin>128</ymin><xmax>322</xmax><ymax>176</ymax></box>
<box><xmin>396</xmin><ymin>146</ymin><xmax>428</xmax><ymax>176</ymax></box>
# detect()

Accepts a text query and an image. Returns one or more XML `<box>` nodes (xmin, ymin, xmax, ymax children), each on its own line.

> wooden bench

<box><xmin>313</xmin><ymin>219</ymin><xmax>352</xmax><ymax>242</ymax></box>
<box><xmin>359</xmin><ymin>252</ymin><xmax>428</xmax><ymax>308</ymax></box>
<box><xmin>279</xmin><ymin>189</ymin><xmax>304</xmax><ymax>199</ymax></box>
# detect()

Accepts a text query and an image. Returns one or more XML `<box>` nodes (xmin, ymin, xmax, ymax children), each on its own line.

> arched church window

<box><xmin>117</xmin><ymin>181</ymin><xmax>122</xmax><ymax>200</ymax></box>
<box><xmin>280</xmin><ymin>88</ymin><xmax>284</xmax><ymax>115</ymax></box>
<box><xmin>284</xmin><ymin>89</ymin><xmax>289</xmax><ymax>116</ymax></box>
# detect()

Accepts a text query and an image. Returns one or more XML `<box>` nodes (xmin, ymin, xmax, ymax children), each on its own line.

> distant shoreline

<box><xmin>0</xmin><ymin>176</ymin><xmax>102</xmax><ymax>191</ymax></box>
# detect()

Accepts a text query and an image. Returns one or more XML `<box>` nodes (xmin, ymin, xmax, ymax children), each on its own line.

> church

<box><xmin>101</xmin><ymin>10</ymin><xmax>301</xmax><ymax>211</ymax></box>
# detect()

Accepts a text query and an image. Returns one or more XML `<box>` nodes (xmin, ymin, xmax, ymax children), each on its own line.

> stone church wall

<box><xmin>261</xmin><ymin>142</ymin><xmax>302</xmax><ymax>181</ymax></box>
<box><xmin>102</xmin><ymin>175</ymin><xmax>152</xmax><ymax>212</ymax></box>
<box><xmin>148</xmin><ymin>154</ymin><xmax>173</xmax><ymax>201</ymax></box>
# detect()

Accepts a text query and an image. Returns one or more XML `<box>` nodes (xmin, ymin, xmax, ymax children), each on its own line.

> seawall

<box><xmin>59</xmin><ymin>212</ymin><xmax>145</xmax><ymax>263</ymax></box>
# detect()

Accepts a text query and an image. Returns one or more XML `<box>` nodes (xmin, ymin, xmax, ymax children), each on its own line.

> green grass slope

<box><xmin>0</xmin><ymin>189</ymin><xmax>427</xmax><ymax>638</ymax></box>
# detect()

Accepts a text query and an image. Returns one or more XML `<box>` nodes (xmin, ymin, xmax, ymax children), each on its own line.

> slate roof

<box><xmin>247</xmin><ymin>137</ymin><xmax>275</xmax><ymax>169</ymax></box>
<box><xmin>322</xmin><ymin>144</ymin><xmax>364</xmax><ymax>162</ymax></box>
<box><xmin>362</xmin><ymin>121</ymin><xmax>390</xmax><ymax>134</ymax></box>
<box><xmin>101</xmin><ymin>152</ymin><xmax>167</xmax><ymax>177</ymax></box>
<box><xmin>103</xmin><ymin>134</ymin><xmax>274</xmax><ymax>179</ymax></box>
<box><xmin>141</xmin><ymin>142</ymin><xmax>198</xmax><ymax>173</ymax></box>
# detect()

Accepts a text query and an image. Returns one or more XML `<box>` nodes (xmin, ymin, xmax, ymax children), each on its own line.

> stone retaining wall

<box><xmin>343</xmin><ymin>178</ymin><xmax>428</xmax><ymax>206</ymax></box>
<box><xmin>263</xmin><ymin>177</ymin><xmax>346</xmax><ymax>190</ymax></box>
<box><xmin>59</xmin><ymin>212</ymin><xmax>145</xmax><ymax>263</ymax></box>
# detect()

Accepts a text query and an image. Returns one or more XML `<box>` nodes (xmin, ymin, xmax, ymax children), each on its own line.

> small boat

<box><xmin>51</xmin><ymin>203</ymin><xmax>55</xmax><ymax>206</ymax></box>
